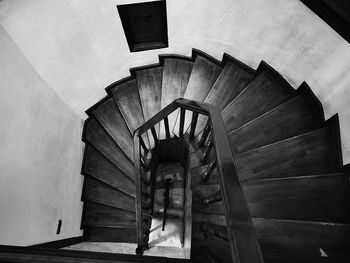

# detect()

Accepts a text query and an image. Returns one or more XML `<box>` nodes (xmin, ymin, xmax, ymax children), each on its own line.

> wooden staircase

<box><xmin>76</xmin><ymin>49</ymin><xmax>348</xmax><ymax>262</ymax></box>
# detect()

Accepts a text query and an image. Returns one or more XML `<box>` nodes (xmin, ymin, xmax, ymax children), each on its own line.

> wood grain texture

<box><xmin>222</xmin><ymin>69</ymin><xmax>295</xmax><ymax>132</ymax></box>
<box><xmin>161</xmin><ymin>58</ymin><xmax>193</xmax><ymax>108</ymax></box>
<box><xmin>84</xmin><ymin>118</ymin><xmax>134</xmax><ymax>179</ymax></box>
<box><xmin>243</xmin><ymin>173</ymin><xmax>350</xmax><ymax>223</ymax></box>
<box><xmin>173</xmin><ymin>55</ymin><xmax>222</xmax><ymax>136</ymax></box>
<box><xmin>83</xmin><ymin>145</ymin><xmax>135</xmax><ymax>195</ymax></box>
<box><xmin>228</xmin><ymin>94</ymin><xmax>324</xmax><ymax>154</ymax></box>
<box><xmin>109</xmin><ymin>78</ymin><xmax>150</xmax><ymax>148</ymax></box>
<box><xmin>235</xmin><ymin>125</ymin><xmax>340</xmax><ymax>181</ymax></box>
<box><xmin>82</xmin><ymin>201</ymin><xmax>136</xmax><ymax>228</ymax></box>
<box><xmin>84</xmin><ymin>226</ymin><xmax>137</xmax><ymax>243</ymax></box>
<box><xmin>83</xmin><ymin>177</ymin><xmax>135</xmax><ymax>212</ymax></box>
<box><xmin>254</xmin><ymin>218</ymin><xmax>350</xmax><ymax>263</ymax></box>
<box><xmin>91</xmin><ymin>97</ymin><xmax>133</xmax><ymax>160</ymax></box>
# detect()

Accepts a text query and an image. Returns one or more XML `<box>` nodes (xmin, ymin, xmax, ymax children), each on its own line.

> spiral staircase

<box><xmin>2</xmin><ymin>49</ymin><xmax>349</xmax><ymax>262</ymax></box>
<box><xmin>75</xmin><ymin>48</ymin><xmax>350</xmax><ymax>262</ymax></box>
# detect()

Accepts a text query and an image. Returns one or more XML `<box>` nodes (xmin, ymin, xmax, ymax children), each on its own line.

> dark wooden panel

<box><xmin>91</xmin><ymin>97</ymin><xmax>133</xmax><ymax>160</ymax></box>
<box><xmin>193</xmin><ymin>184</ymin><xmax>224</xmax><ymax>215</ymax></box>
<box><xmin>83</xmin><ymin>145</ymin><xmax>135</xmax><ymax>195</ymax></box>
<box><xmin>222</xmin><ymin>64</ymin><xmax>295</xmax><ymax>132</ymax></box>
<box><xmin>84</xmin><ymin>118</ymin><xmax>134</xmax><ymax>179</ymax></box>
<box><xmin>235</xmin><ymin>124</ymin><xmax>340</xmax><ymax>181</ymax></box>
<box><xmin>84</xmin><ymin>226</ymin><xmax>136</xmax><ymax>243</ymax></box>
<box><xmin>83</xmin><ymin>201</ymin><xmax>136</xmax><ymax>228</ymax></box>
<box><xmin>254</xmin><ymin>217</ymin><xmax>350</xmax><ymax>262</ymax></box>
<box><xmin>83</xmin><ymin>177</ymin><xmax>135</xmax><ymax>212</ymax></box>
<box><xmin>228</xmin><ymin>93</ymin><xmax>324</xmax><ymax>154</ymax></box>
<box><xmin>243</xmin><ymin>173</ymin><xmax>350</xmax><ymax>223</ymax></box>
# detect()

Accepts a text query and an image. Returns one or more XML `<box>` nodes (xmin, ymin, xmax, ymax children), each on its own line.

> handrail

<box><xmin>133</xmin><ymin>98</ymin><xmax>264</xmax><ymax>263</ymax></box>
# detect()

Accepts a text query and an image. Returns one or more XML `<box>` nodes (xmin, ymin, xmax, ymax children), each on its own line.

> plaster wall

<box><xmin>0</xmin><ymin>0</ymin><xmax>349</xmax><ymax>161</ymax></box>
<box><xmin>0</xmin><ymin>26</ymin><xmax>84</xmax><ymax>245</ymax></box>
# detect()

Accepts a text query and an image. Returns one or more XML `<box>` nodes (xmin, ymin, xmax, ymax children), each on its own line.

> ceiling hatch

<box><xmin>117</xmin><ymin>0</ymin><xmax>168</xmax><ymax>52</ymax></box>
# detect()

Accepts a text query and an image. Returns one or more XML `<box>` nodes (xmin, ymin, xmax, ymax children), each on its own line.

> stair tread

<box><xmin>173</xmin><ymin>53</ymin><xmax>222</xmax><ymax>136</ymax></box>
<box><xmin>83</xmin><ymin>177</ymin><xmax>135</xmax><ymax>212</ymax></box>
<box><xmin>90</xmin><ymin>97</ymin><xmax>133</xmax><ymax>160</ymax></box>
<box><xmin>222</xmin><ymin>63</ymin><xmax>295</xmax><ymax>132</ymax></box>
<box><xmin>160</xmin><ymin>57</ymin><xmax>193</xmax><ymax>138</ymax></box>
<box><xmin>108</xmin><ymin>78</ymin><xmax>150</xmax><ymax>148</ymax></box>
<box><xmin>235</xmin><ymin>123</ymin><xmax>341</xmax><ymax>181</ymax></box>
<box><xmin>84</xmin><ymin>118</ymin><xmax>134</xmax><ymax>179</ymax></box>
<box><xmin>84</xmin><ymin>226</ymin><xmax>136</xmax><ymax>243</ymax></box>
<box><xmin>228</xmin><ymin>91</ymin><xmax>325</xmax><ymax>154</ymax></box>
<box><xmin>83</xmin><ymin>201</ymin><xmax>136</xmax><ymax>228</ymax></box>
<box><xmin>83</xmin><ymin>144</ymin><xmax>135</xmax><ymax>192</ymax></box>
<box><xmin>161</xmin><ymin>57</ymin><xmax>193</xmax><ymax>108</ymax></box>
<box><xmin>243</xmin><ymin>173</ymin><xmax>350</xmax><ymax>223</ymax></box>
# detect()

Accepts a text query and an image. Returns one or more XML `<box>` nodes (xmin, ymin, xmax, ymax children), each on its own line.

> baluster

<box><xmin>163</xmin><ymin>116</ymin><xmax>171</xmax><ymax>139</ymax></box>
<box><xmin>202</xmin><ymin>190</ymin><xmax>222</xmax><ymax>205</ymax></box>
<box><xmin>201</xmin><ymin>137</ymin><xmax>213</xmax><ymax>163</ymax></box>
<box><xmin>139</xmin><ymin>136</ymin><xmax>148</xmax><ymax>154</ymax></box>
<box><xmin>189</xmin><ymin>112</ymin><xmax>199</xmax><ymax>139</ymax></box>
<box><xmin>198</xmin><ymin>120</ymin><xmax>211</xmax><ymax>147</ymax></box>
<box><xmin>151</xmin><ymin>126</ymin><xmax>158</xmax><ymax>145</ymax></box>
<box><xmin>203</xmin><ymin>160</ymin><xmax>216</xmax><ymax>181</ymax></box>
<box><xmin>179</xmin><ymin>108</ymin><xmax>186</xmax><ymax>137</ymax></box>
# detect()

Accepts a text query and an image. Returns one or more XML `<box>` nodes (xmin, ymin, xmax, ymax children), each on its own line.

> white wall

<box><xmin>1</xmin><ymin>0</ymin><xmax>349</xmax><ymax>163</ymax></box>
<box><xmin>0</xmin><ymin>25</ymin><xmax>84</xmax><ymax>245</ymax></box>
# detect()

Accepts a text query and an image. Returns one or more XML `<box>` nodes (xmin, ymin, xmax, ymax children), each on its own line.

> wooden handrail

<box><xmin>133</xmin><ymin>98</ymin><xmax>264</xmax><ymax>262</ymax></box>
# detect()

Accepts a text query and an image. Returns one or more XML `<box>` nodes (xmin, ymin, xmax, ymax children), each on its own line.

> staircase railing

<box><xmin>133</xmin><ymin>98</ymin><xmax>264</xmax><ymax>263</ymax></box>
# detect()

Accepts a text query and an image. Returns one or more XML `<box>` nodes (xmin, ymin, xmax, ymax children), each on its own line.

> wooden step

<box><xmin>134</xmin><ymin>66</ymin><xmax>163</xmax><ymax>146</ymax></box>
<box><xmin>222</xmin><ymin>61</ymin><xmax>295</xmax><ymax>133</ymax></box>
<box><xmin>243</xmin><ymin>173</ymin><xmax>350</xmax><ymax>223</ymax></box>
<box><xmin>160</xmin><ymin>56</ymin><xmax>193</xmax><ymax>138</ymax></box>
<box><xmin>107</xmin><ymin>77</ymin><xmax>150</xmax><ymax>148</ymax></box>
<box><xmin>82</xmin><ymin>144</ymin><xmax>135</xmax><ymax>195</ymax></box>
<box><xmin>194</xmin><ymin>54</ymin><xmax>255</xmax><ymax>135</ymax></box>
<box><xmin>254</xmin><ymin>218</ymin><xmax>350</xmax><ymax>263</ymax></box>
<box><xmin>192</xmin><ymin>184</ymin><xmax>224</xmax><ymax>215</ymax></box>
<box><xmin>174</xmin><ymin>51</ymin><xmax>222</xmax><ymax>136</ymax></box>
<box><xmin>228</xmin><ymin>84</ymin><xmax>325</xmax><ymax>154</ymax></box>
<box><xmin>235</xmin><ymin>120</ymin><xmax>342</xmax><ymax>181</ymax></box>
<box><xmin>83</xmin><ymin>118</ymin><xmax>134</xmax><ymax>180</ymax></box>
<box><xmin>160</xmin><ymin>56</ymin><xmax>193</xmax><ymax>108</ymax></box>
<box><xmin>0</xmin><ymin>245</ymin><xmax>189</xmax><ymax>262</ymax></box>
<box><xmin>82</xmin><ymin>201</ymin><xmax>136</xmax><ymax>228</ymax></box>
<box><xmin>82</xmin><ymin>177</ymin><xmax>135</xmax><ymax>212</ymax></box>
<box><xmin>192</xmin><ymin>219</ymin><xmax>350</xmax><ymax>262</ymax></box>
<box><xmin>84</xmin><ymin>226</ymin><xmax>137</xmax><ymax>243</ymax></box>
<box><xmin>88</xmin><ymin>96</ymin><xmax>133</xmax><ymax>160</ymax></box>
